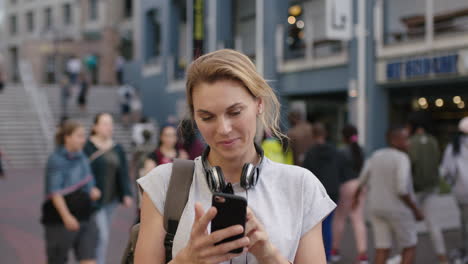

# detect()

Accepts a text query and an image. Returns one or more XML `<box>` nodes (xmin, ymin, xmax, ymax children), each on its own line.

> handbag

<box><xmin>41</xmin><ymin>188</ymin><xmax>93</xmax><ymax>225</ymax></box>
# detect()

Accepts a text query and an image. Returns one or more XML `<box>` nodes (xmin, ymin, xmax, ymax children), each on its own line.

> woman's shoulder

<box><xmin>263</xmin><ymin>158</ymin><xmax>317</xmax><ymax>184</ymax></box>
<box><xmin>137</xmin><ymin>163</ymin><xmax>174</xmax><ymax>187</ymax></box>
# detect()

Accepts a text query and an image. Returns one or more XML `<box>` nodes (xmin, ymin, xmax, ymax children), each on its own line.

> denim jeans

<box><xmin>94</xmin><ymin>201</ymin><xmax>118</xmax><ymax>264</ymax></box>
<box><xmin>322</xmin><ymin>211</ymin><xmax>335</xmax><ymax>261</ymax></box>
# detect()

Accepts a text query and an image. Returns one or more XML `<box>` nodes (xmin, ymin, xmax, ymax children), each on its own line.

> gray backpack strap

<box><xmin>163</xmin><ymin>159</ymin><xmax>195</xmax><ymax>263</ymax></box>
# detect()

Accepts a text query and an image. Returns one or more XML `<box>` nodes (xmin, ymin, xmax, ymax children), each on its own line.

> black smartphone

<box><xmin>211</xmin><ymin>192</ymin><xmax>247</xmax><ymax>253</ymax></box>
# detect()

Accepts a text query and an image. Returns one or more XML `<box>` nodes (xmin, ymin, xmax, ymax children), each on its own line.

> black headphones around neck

<box><xmin>201</xmin><ymin>143</ymin><xmax>264</xmax><ymax>193</ymax></box>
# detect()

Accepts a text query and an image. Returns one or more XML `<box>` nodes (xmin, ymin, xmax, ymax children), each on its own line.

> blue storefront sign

<box><xmin>387</xmin><ymin>54</ymin><xmax>458</xmax><ymax>81</ymax></box>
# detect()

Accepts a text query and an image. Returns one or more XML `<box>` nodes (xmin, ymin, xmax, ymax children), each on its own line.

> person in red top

<box><xmin>143</xmin><ymin>124</ymin><xmax>189</xmax><ymax>174</ymax></box>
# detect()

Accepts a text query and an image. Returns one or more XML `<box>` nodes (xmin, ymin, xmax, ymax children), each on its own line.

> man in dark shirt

<box><xmin>303</xmin><ymin>122</ymin><xmax>350</xmax><ymax>261</ymax></box>
<box><xmin>287</xmin><ymin>108</ymin><xmax>314</xmax><ymax>166</ymax></box>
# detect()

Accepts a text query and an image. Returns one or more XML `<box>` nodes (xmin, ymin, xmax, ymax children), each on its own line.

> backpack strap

<box><xmin>163</xmin><ymin>159</ymin><xmax>195</xmax><ymax>263</ymax></box>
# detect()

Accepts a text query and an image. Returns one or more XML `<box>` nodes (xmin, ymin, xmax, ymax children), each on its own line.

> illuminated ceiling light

<box><xmin>348</xmin><ymin>88</ymin><xmax>358</xmax><ymax>98</ymax></box>
<box><xmin>296</xmin><ymin>20</ymin><xmax>305</xmax><ymax>29</ymax></box>
<box><xmin>412</xmin><ymin>99</ymin><xmax>420</xmax><ymax>110</ymax></box>
<box><xmin>288</xmin><ymin>5</ymin><xmax>302</xmax><ymax>16</ymax></box>
<box><xmin>288</xmin><ymin>16</ymin><xmax>296</xmax><ymax>25</ymax></box>
<box><xmin>435</xmin><ymin>98</ymin><xmax>444</xmax><ymax>107</ymax></box>
<box><xmin>421</xmin><ymin>103</ymin><xmax>429</xmax><ymax>109</ymax></box>
<box><xmin>458</xmin><ymin>101</ymin><xmax>465</xmax><ymax>109</ymax></box>
<box><xmin>453</xmin><ymin>96</ymin><xmax>462</xmax><ymax>104</ymax></box>
<box><xmin>418</xmin><ymin>97</ymin><xmax>427</xmax><ymax>106</ymax></box>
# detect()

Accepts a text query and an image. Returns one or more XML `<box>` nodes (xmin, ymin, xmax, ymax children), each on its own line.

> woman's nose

<box><xmin>217</xmin><ymin>117</ymin><xmax>232</xmax><ymax>135</ymax></box>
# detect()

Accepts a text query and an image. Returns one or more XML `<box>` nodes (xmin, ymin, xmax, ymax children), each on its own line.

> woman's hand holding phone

<box><xmin>245</xmin><ymin>207</ymin><xmax>282</xmax><ymax>263</ymax></box>
<box><xmin>174</xmin><ymin>202</ymin><xmax>250</xmax><ymax>264</ymax></box>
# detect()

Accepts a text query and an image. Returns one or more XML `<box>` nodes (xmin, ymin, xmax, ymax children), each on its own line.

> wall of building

<box><xmin>127</xmin><ymin>0</ymin><xmax>468</xmax><ymax>154</ymax></box>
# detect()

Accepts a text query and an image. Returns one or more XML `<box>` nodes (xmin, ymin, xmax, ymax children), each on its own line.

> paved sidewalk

<box><xmin>1</xmin><ymin>168</ymin><xmax>465</xmax><ymax>263</ymax></box>
<box><xmin>0</xmin><ymin>168</ymin><xmax>135</xmax><ymax>264</ymax></box>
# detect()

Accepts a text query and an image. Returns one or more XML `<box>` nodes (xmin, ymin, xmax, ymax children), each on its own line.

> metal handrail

<box><xmin>19</xmin><ymin>60</ymin><xmax>54</xmax><ymax>153</ymax></box>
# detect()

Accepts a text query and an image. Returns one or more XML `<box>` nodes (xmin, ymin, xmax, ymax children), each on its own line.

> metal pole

<box><xmin>356</xmin><ymin>0</ymin><xmax>367</xmax><ymax>146</ymax></box>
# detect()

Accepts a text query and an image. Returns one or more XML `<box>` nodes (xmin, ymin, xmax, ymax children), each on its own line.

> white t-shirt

<box><xmin>359</xmin><ymin>148</ymin><xmax>415</xmax><ymax>215</ymax></box>
<box><xmin>137</xmin><ymin>157</ymin><xmax>336</xmax><ymax>263</ymax></box>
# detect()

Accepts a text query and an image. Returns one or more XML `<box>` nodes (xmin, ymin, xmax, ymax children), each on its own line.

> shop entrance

<box><xmin>289</xmin><ymin>92</ymin><xmax>348</xmax><ymax>144</ymax></box>
<box><xmin>389</xmin><ymin>81</ymin><xmax>468</xmax><ymax>148</ymax></box>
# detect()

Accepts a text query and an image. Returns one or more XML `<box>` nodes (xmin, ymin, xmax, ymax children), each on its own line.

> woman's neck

<box><xmin>208</xmin><ymin>145</ymin><xmax>259</xmax><ymax>183</ymax></box>
<box><xmin>64</xmin><ymin>144</ymin><xmax>78</xmax><ymax>153</ymax></box>
<box><xmin>91</xmin><ymin>135</ymin><xmax>112</xmax><ymax>149</ymax></box>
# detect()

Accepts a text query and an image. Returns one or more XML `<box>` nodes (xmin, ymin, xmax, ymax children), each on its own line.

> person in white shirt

<box><xmin>354</xmin><ymin>126</ymin><xmax>424</xmax><ymax>264</ymax></box>
<box><xmin>135</xmin><ymin>49</ymin><xmax>336</xmax><ymax>264</ymax></box>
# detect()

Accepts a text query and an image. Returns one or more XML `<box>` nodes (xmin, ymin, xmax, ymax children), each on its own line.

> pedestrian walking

<box><xmin>83</xmin><ymin>113</ymin><xmax>133</xmax><ymax>264</ymax></box>
<box><xmin>440</xmin><ymin>117</ymin><xmax>468</xmax><ymax>263</ymax></box>
<box><xmin>0</xmin><ymin>147</ymin><xmax>5</xmax><ymax>178</ymax></box>
<box><xmin>60</xmin><ymin>76</ymin><xmax>71</xmax><ymax>120</ymax></box>
<box><xmin>354</xmin><ymin>126</ymin><xmax>424</xmax><ymax>264</ymax></box>
<box><xmin>67</xmin><ymin>56</ymin><xmax>82</xmax><ymax>87</ymax></box>
<box><xmin>41</xmin><ymin>120</ymin><xmax>101</xmax><ymax>264</ymax></box>
<box><xmin>331</xmin><ymin>124</ymin><xmax>369</xmax><ymax>264</ymax></box>
<box><xmin>0</xmin><ymin>67</ymin><xmax>5</xmax><ymax>93</ymax></box>
<box><xmin>77</xmin><ymin>71</ymin><xmax>90</xmax><ymax>113</ymax></box>
<box><xmin>408</xmin><ymin>114</ymin><xmax>448</xmax><ymax>264</ymax></box>
<box><xmin>177</xmin><ymin>119</ymin><xmax>205</xmax><ymax>160</ymax></box>
<box><xmin>302</xmin><ymin>122</ymin><xmax>350</xmax><ymax>261</ymax></box>
<box><xmin>287</xmin><ymin>106</ymin><xmax>314</xmax><ymax>166</ymax></box>
<box><xmin>143</xmin><ymin>124</ymin><xmax>189</xmax><ymax>173</ymax></box>
<box><xmin>135</xmin><ymin>49</ymin><xmax>336</xmax><ymax>263</ymax></box>
<box><xmin>118</xmin><ymin>84</ymin><xmax>135</xmax><ymax>126</ymax></box>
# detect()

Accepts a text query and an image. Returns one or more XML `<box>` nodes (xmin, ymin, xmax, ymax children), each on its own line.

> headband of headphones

<box><xmin>202</xmin><ymin>142</ymin><xmax>264</xmax><ymax>192</ymax></box>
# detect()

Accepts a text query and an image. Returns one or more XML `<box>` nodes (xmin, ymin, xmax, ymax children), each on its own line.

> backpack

<box><xmin>121</xmin><ymin>159</ymin><xmax>195</xmax><ymax>264</ymax></box>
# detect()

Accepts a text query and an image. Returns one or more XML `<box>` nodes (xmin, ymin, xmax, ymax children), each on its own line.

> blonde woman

<box><xmin>135</xmin><ymin>49</ymin><xmax>335</xmax><ymax>264</ymax></box>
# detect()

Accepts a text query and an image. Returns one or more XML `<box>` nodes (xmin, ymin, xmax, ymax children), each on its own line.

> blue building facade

<box><xmin>126</xmin><ymin>0</ymin><xmax>468</xmax><ymax>153</ymax></box>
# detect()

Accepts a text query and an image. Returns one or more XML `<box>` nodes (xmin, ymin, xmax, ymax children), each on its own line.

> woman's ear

<box><xmin>256</xmin><ymin>98</ymin><xmax>264</xmax><ymax>115</ymax></box>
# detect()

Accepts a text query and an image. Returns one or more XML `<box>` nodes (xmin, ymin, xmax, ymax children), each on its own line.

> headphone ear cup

<box><xmin>241</xmin><ymin>163</ymin><xmax>256</xmax><ymax>190</ymax></box>
<box><xmin>209</xmin><ymin>166</ymin><xmax>225</xmax><ymax>193</ymax></box>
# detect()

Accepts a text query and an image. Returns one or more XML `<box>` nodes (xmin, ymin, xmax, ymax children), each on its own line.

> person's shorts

<box><xmin>44</xmin><ymin>219</ymin><xmax>98</xmax><ymax>263</ymax></box>
<box><xmin>370</xmin><ymin>211</ymin><xmax>417</xmax><ymax>249</ymax></box>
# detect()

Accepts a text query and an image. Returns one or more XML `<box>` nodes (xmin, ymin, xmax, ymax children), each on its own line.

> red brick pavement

<box><xmin>0</xmin><ymin>168</ymin><xmax>135</xmax><ymax>264</ymax></box>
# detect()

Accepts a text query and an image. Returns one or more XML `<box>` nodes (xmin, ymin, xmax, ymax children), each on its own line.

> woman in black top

<box><xmin>330</xmin><ymin>124</ymin><xmax>368</xmax><ymax>263</ymax></box>
<box><xmin>83</xmin><ymin>113</ymin><xmax>133</xmax><ymax>264</ymax></box>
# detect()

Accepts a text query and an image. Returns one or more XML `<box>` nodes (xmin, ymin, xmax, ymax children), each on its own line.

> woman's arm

<box><xmin>51</xmin><ymin>194</ymin><xmax>80</xmax><ymax>231</ymax></box>
<box><xmin>294</xmin><ymin>221</ymin><xmax>326</xmax><ymax>264</ymax></box>
<box><xmin>134</xmin><ymin>192</ymin><xmax>166</xmax><ymax>264</ymax></box>
<box><xmin>135</xmin><ymin>192</ymin><xmax>250</xmax><ymax>264</ymax></box>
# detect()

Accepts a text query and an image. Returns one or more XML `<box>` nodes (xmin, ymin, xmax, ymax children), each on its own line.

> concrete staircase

<box><xmin>43</xmin><ymin>85</ymin><xmax>134</xmax><ymax>156</ymax></box>
<box><xmin>0</xmin><ymin>85</ymin><xmax>49</xmax><ymax>168</ymax></box>
<box><xmin>0</xmin><ymin>84</ymin><xmax>134</xmax><ymax>169</ymax></box>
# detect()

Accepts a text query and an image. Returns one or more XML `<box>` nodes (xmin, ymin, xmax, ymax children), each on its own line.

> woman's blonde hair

<box><xmin>55</xmin><ymin>120</ymin><xmax>83</xmax><ymax>146</ymax></box>
<box><xmin>186</xmin><ymin>49</ymin><xmax>284</xmax><ymax>140</ymax></box>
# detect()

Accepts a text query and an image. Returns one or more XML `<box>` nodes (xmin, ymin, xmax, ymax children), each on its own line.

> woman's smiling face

<box><xmin>192</xmin><ymin>79</ymin><xmax>261</xmax><ymax>161</ymax></box>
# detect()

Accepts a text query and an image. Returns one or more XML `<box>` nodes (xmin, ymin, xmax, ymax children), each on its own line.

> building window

<box><xmin>63</xmin><ymin>3</ymin><xmax>72</xmax><ymax>25</ymax></box>
<box><xmin>44</xmin><ymin>7</ymin><xmax>53</xmax><ymax>30</ymax></box>
<box><xmin>175</xmin><ymin>1</ymin><xmax>188</xmax><ymax>80</ymax></box>
<box><xmin>433</xmin><ymin>1</ymin><xmax>468</xmax><ymax>38</ymax></box>
<box><xmin>384</xmin><ymin>0</ymin><xmax>426</xmax><ymax>44</ymax></box>
<box><xmin>26</xmin><ymin>11</ymin><xmax>34</xmax><ymax>32</ymax></box>
<box><xmin>284</xmin><ymin>0</ymin><xmax>343</xmax><ymax>60</ymax></box>
<box><xmin>145</xmin><ymin>9</ymin><xmax>161</xmax><ymax>63</ymax></box>
<box><xmin>124</xmin><ymin>0</ymin><xmax>133</xmax><ymax>18</ymax></box>
<box><xmin>10</xmin><ymin>15</ymin><xmax>17</xmax><ymax>35</ymax></box>
<box><xmin>89</xmin><ymin>0</ymin><xmax>99</xmax><ymax>21</ymax></box>
<box><xmin>233</xmin><ymin>0</ymin><xmax>256</xmax><ymax>59</ymax></box>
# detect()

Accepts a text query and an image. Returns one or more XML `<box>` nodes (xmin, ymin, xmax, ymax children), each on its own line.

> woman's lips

<box><xmin>218</xmin><ymin>138</ymin><xmax>239</xmax><ymax>147</ymax></box>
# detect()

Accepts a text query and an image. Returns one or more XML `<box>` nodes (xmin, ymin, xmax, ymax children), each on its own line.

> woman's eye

<box><xmin>230</xmin><ymin>111</ymin><xmax>241</xmax><ymax>116</ymax></box>
<box><xmin>201</xmin><ymin>116</ymin><xmax>213</xmax><ymax>121</ymax></box>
